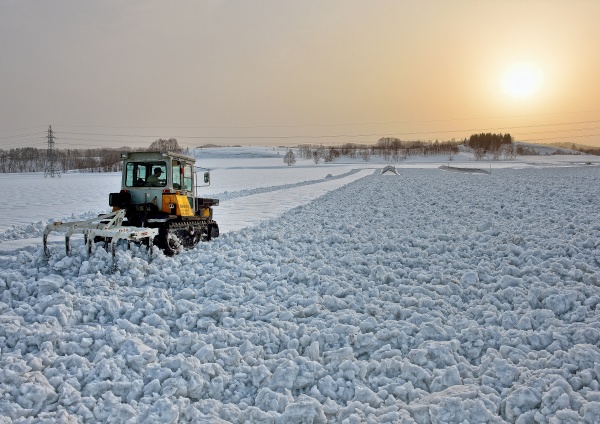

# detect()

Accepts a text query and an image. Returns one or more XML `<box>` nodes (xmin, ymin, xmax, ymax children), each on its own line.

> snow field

<box><xmin>0</xmin><ymin>167</ymin><xmax>363</xmax><ymax>240</ymax></box>
<box><xmin>0</xmin><ymin>166</ymin><xmax>599</xmax><ymax>423</ymax></box>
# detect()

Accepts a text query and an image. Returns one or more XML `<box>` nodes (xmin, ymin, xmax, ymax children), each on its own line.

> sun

<box><xmin>503</xmin><ymin>63</ymin><xmax>543</xmax><ymax>99</ymax></box>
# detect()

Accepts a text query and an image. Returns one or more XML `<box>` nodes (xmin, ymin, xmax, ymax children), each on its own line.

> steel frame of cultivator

<box><xmin>43</xmin><ymin>209</ymin><xmax>158</xmax><ymax>259</ymax></box>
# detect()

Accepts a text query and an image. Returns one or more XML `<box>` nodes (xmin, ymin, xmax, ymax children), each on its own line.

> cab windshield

<box><xmin>125</xmin><ymin>161</ymin><xmax>167</xmax><ymax>187</ymax></box>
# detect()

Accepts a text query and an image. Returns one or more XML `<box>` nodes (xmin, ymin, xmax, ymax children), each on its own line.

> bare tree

<box><xmin>325</xmin><ymin>147</ymin><xmax>340</xmax><ymax>162</ymax></box>
<box><xmin>284</xmin><ymin>149</ymin><xmax>296</xmax><ymax>166</ymax></box>
<box><xmin>148</xmin><ymin>138</ymin><xmax>182</xmax><ymax>153</ymax></box>
<box><xmin>313</xmin><ymin>151</ymin><xmax>322</xmax><ymax>164</ymax></box>
<box><xmin>361</xmin><ymin>148</ymin><xmax>370</xmax><ymax>162</ymax></box>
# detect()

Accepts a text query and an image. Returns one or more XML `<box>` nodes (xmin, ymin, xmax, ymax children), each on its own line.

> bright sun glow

<box><xmin>503</xmin><ymin>64</ymin><xmax>543</xmax><ymax>98</ymax></box>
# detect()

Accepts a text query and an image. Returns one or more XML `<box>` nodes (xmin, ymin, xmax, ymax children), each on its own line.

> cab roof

<box><xmin>121</xmin><ymin>151</ymin><xmax>196</xmax><ymax>163</ymax></box>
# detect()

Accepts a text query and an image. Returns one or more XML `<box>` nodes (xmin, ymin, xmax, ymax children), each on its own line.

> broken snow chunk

<box><xmin>270</xmin><ymin>360</ymin><xmax>300</xmax><ymax>391</ymax></box>
<box><xmin>195</xmin><ymin>344</ymin><xmax>215</xmax><ymax>363</ymax></box>
<box><xmin>161</xmin><ymin>376</ymin><xmax>188</xmax><ymax>397</ymax></box>
<box><xmin>244</xmin><ymin>406</ymin><xmax>277</xmax><ymax>423</ymax></box>
<box><xmin>252</xmin><ymin>364</ymin><xmax>272</xmax><ymax>387</ymax></box>
<box><xmin>43</xmin><ymin>304</ymin><xmax>74</xmax><ymax>327</ymax></box>
<box><xmin>279</xmin><ymin>396</ymin><xmax>327</xmax><ymax>423</ymax></box>
<box><xmin>141</xmin><ymin>313</ymin><xmax>170</xmax><ymax>332</ymax></box>
<box><xmin>215</xmin><ymin>347</ymin><xmax>242</xmax><ymax>367</ymax></box>
<box><xmin>409</xmin><ymin>385</ymin><xmax>500</xmax><ymax>422</ymax></box>
<box><xmin>255</xmin><ymin>387</ymin><xmax>292</xmax><ymax>414</ymax></box>
<box><xmin>37</xmin><ymin>275</ymin><xmax>65</xmax><ymax>295</ymax></box>
<box><xmin>143</xmin><ymin>379</ymin><xmax>162</xmax><ymax>396</ymax></box>
<box><xmin>401</xmin><ymin>359</ymin><xmax>432</xmax><ymax>391</ymax></box>
<box><xmin>545</xmin><ymin>291</ymin><xmax>578</xmax><ymax>316</ymax></box>
<box><xmin>567</xmin><ymin>344</ymin><xmax>600</xmax><ymax>370</ymax></box>
<box><xmin>552</xmin><ymin>409</ymin><xmax>583</xmax><ymax>423</ymax></box>
<box><xmin>499</xmin><ymin>275</ymin><xmax>524</xmax><ymax>289</ymax></box>
<box><xmin>582</xmin><ymin>401</ymin><xmax>600</xmax><ymax>423</ymax></box>
<box><xmin>139</xmin><ymin>397</ymin><xmax>179</xmax><ymax>423</ymax></box>
<box><xmin>118</xmin><ymin>338</ymin><xmax>158</xmax><ymax>372</ymax></box>
<box><xmin>93</xmin><ymin>391</ymin><xmax>136</xmax><ymax>422</ymax></box>
<box><xmin>208</xmin><ymin>375</ymin><xmax>227</xmax><ymax>400</ymax></box>
<box><xmin>204</xmin><ymin>278</ymin><xmax>243</xmax><ymax>300</ymax></box>
<box><xmin>174</xmin><ymin>288</ymin><xmax>196</xmax><ymax>300</ymax></box>
<box><xmin>371</xmin><ymin>344</ymin><xmax>403</xmax><ymax>360</ymax></box>
<box><xmin>353</xmin><ymin>385</ymin><xmax>381</xmax><ymax>408</ymax></box>
<box><xmin>504</xmin><ymin>386</ymin><xmax>542</xmax><ymax>422</ymax></box>
<box><xmin>478</xmin><ymin>221</ymin><xmax>492</xmax><ymax>232</ymax></box>
<box><xmin>254</xmin><ymin>281</ymin><xmax>268</xmax><ymax>291</ymax></box>
<box><xmin>18</xmin><ymin>381</ymin><xmax>57</xmax><ymax>411</ymax></box>
<box><xmin>461</xmin><ymin>271</ymin><xmax>479</xmax><ymax>286</ymax></box>
<box><xmin>430</xmin><ymin>366</ymin><xmax>462</xmax><ymax>393</ymax></box>
<box><xmin>324</xmin><ymin>347</ymin><xmax>355</xmax><ymax>367</ymax></box>
<box><xmin>174</xmin><ymin>299</ymin><xmax>199</xmax><ymax>316</ymax></box>
<box><xmin>279</xmin><ymin>310</ymin><xmax>294</xmax><ymax>321</ymax></box>
<box><xmin>307</xmin><ymin>341</ymin><xmax>320</xmax><ymax>362</ymax></box>
<box><xmin>186</xmin><ymin>371</ymin><xmax>207</xmax><ymax>400</ymax></box>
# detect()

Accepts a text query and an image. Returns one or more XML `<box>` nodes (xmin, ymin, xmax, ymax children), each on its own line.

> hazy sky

<box><xmin>1</xmin><ymin>0</ymin><xmax>599</xmax><ymax>149</ymax></box>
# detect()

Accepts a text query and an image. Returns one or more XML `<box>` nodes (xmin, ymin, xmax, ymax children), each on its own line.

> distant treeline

<box><xmin>298</xmin><ymin>138</ymin><xmax>460</xmax><ymax>163</ymax></box>
<box><xmin>295</xmin><ymin>134</ymin><xmax>520</xmax><ymax>163</ymax></box>
<box><xmin>0</xmin><ymin>138</ymin><xmax>187</xmax><ymax>174</ymax></box>
<box><xmin>0</xmin><ymin>147</ymin><xmax>124</xmax><ymax>174</ymax></box>
<box><xmin>579</xmin><ymin>147</ymin><xmax>600</xmax><ymax>156</ymax></box>
<box><xmin>548</xmin><ymin>142</ymin><xmax>600</xmax><ymax>156</ymax></box>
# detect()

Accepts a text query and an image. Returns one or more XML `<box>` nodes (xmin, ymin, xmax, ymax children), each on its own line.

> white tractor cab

<box><xmin>120</xmin><ymin>151</ymin><xmax>203</xmax><ymax>216</ymax></box>
<box><xmin>44</xmin><ymin>151</ymin><xmax>219</xmax><ymax>258</ymax></box>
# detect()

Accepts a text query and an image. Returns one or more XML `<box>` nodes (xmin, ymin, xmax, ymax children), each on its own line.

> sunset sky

<box><xmin>1</xmin><ymin>1</ymin><xmax>599</xmax><ymax>149</ymax></box>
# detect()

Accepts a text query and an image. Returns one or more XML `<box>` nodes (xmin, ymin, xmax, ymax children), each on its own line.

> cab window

<box><xmin>183</xmin><ymin>165</ymin><xmax>193</xmax><ymax>191</ymax></box>
<box><xmin>172</xmin><ymin>161</ymin><xmax>182</xmax><ymax>189</ymax></box>
<box><xmin>125</xmin><ymin>161</ymin><xmax>166</xmax><ymax>187</ymax></box>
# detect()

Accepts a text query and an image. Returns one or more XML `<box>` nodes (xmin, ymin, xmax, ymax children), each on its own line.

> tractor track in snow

<box><xmin>210</xmin><ymin>168</ymin><xmax>364</xmax><ymax>202</ymax></box>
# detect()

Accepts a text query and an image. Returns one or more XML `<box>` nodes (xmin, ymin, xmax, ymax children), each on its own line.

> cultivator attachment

<box><xmin>43</xmin><ymin>209</ymin><xmax>159</xmax><ymax>259</ymax></box>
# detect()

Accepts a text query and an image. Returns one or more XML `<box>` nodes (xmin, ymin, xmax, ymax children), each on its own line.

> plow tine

<box><xmin>43</xmin><ymin>233</ymin><xmax>50</xmax><ymax>258</ymax></box>
<box><xmin>43</xmin><ymin>222</ymin><xmax>63</xmax><ymax>258</ymax></box>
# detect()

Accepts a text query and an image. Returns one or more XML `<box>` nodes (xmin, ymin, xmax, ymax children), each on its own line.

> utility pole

<box><xmin>44</xmin><ymin>125</ymin><xmax>61</xmax><ymax>178</ymax></box>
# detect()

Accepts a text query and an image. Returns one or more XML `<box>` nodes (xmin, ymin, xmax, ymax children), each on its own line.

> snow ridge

<box><xmin>0</xmin><ymin>167</ymin><xmax>599</xmax><ymax>423</ymax></box>
<box><xmin>439</xmin><ymin>165</ymin><xmax>490</xmax><ymax>174</ymax></box>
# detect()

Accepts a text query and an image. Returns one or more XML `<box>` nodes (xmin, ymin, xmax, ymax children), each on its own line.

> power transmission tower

<box><xmin>44</xmin><ymin>125</ymin><xmax>61</xmax><ymax>178</ymax></box>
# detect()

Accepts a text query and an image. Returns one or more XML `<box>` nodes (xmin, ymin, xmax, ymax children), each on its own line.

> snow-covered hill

<box><xmin>1</xmin><ymin>161</ymin><xmax>599</xmax><ymax>423</ymax></box>
<box><xmin>514</xmin><ymin>142</ymin><xmax>582</xmax><ymax>156</ymax></box>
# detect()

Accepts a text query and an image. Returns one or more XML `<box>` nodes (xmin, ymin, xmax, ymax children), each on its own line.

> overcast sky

<box><xmin>1</xmin><ymin>1</ymin><xmax>599</xmax><ymax>149</ymax></box>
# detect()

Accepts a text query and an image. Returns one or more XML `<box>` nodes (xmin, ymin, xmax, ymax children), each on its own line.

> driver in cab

<box><xmin>146</xmin><ymin>168</ymin><xmax>164</xmax><ymax>186</ymax></box>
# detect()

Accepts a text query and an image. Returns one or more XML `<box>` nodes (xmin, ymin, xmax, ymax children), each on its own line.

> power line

<box><xmin>53</xmin><ymin>119</ymin><xmax>600</xmax><ymax>141</ymax></box>
<box><xmin>0</xmin><ymin>132</ymin><xmax>45</xmax><ymax>141</ymax></box>
<box><xmin>521</xmin><ymin>133</ymin><xmax>600</xmax><ymax>143</ymax></box>
<box><xmin>2</xmin><ymin>107</ymin><xmax>598</xmax><ymax>141</ymax></box>
<box><xmin>0</xmin><ymin>139</ymin><xmax>48</xmax><ymax>148</ymax></box>
<box><xmin>517</xmin><ymin>126</ymin><xmax>600</xmax><ymax>136</ymax></box>
<box><xmin>0</xmin><ymin>125</ymin><xmax>47</xmax><ymax>134</ymax></box>
<box><xmin>51</xmin><ymin>108</ymin><xmax>600</xmax><ymax>130</ymax></box>
<box><xmin>1</xmin><ymin>117</ymin><xmax>598</xmax><ymax>149</ymax></box>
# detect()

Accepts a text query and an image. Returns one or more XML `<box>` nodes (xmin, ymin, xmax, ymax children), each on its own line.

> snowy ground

<box><xmin>0</xmin><ymin>148</ymin><xmax>599</xmax><ymax>423</ymax></box>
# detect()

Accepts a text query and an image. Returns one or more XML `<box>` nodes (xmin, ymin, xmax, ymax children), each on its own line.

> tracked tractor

<box><xmin>43</xmin><ymin>151</ymin><xmax>219</xmax><ymax>257</ymax></box>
